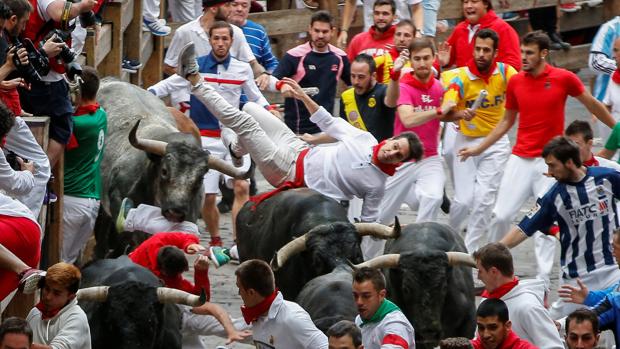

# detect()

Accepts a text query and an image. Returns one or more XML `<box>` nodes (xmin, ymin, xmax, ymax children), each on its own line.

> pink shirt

<box><xmin>395</xmin><ymin>76</ymin><xmax>443</xmax><ymax>159</ymax></box>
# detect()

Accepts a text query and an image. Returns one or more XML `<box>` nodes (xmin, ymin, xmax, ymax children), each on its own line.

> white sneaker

<box><xmin>176</xmin><ymin>43</ymin><xmax>199</xmax><ymax>78</ymax></box>
<box><xmin>221</xmin><ymin>128</ymin><xmax>243</xmax><ymax>167</ymax></box>
<box><xmin>142</xmin><ymin>17</ymin><xmax>171</xmax><ymax>36</ymax></box>
<box><xmin>141</xmin><ymin>18</ymin><xmax>166</xmax><ymax>31</ymax></box>
<box><xmin>230</xmin><ymin>244</ymin><xmax>239</xmax><ymax>260</ymax></box>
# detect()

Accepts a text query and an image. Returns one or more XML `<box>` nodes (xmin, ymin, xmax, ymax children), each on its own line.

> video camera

<box><xmin>8</xmin><ymin>37</ymin><xmax>50</xmax><ymax>83</ymax></box>
<box><xmin>5</xmin><ymin>151</ymin><xmax>28</xmax><ymax>171</ymax></box>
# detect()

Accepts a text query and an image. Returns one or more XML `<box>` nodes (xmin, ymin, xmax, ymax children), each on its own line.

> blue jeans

<box><xmin>422</xmin><ymin>0</ymin><xmax>441</xmax><ymax>37</ymax></box>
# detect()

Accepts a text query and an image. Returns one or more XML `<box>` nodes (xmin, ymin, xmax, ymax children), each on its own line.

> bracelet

<box><xmin>389</xmin><ymin>69</ymin><xmax>401</xmax><ymax>81</ymax></box>
<box><xmin>260</xmin><ymin>71</ymin><xmax>271</xmax><ymax>76</ymax></box>
<box><xmin>341</xmin><ymin>28</ymin><xmax>348</xmax><ymax>32</ymax></box>
<box><xmin>436</xmin><ymin>107</ymin><xmax>443</xmax><ymax>116</ymax></box>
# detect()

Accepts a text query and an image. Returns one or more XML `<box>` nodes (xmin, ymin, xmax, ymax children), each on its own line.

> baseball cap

<box><xmin>202</xmin><ymin>0</ymin><xmax>232</xmax><ymax>8</ymax></box>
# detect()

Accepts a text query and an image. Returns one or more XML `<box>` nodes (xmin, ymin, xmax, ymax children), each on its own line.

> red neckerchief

<box><xmin>401</xmin><ymin>72</ymin><xmax>435</xmax><ymax>90</ymax></box>
<box><xmin>74</xmin><ymin>103</ymin><xmax>100</xmax><ymax>116</ymax></box>
<box><xmin>481</xmin><ymin>277</ymin><xmax>519</xmax><ymax>299</ymax></box>
<box><xmin>1</xmin><ymin>136</ymin><xmax>6</xmax><ymax>147</ymax></box>
<box><xmin>613</xmin><ymin>69</ymin><xmax>620</xmax><ymax>84</ymax></box>
<box><xmin>241</xmin><ymin>289</ymin><xmax>279</xmax><ymax>324</ymax></box>
<box><xmin>249</xmin><ymin>148</ymin><xmax>310</xmax><ymax>209</ymax></box>
<box><xmin>35</xmin><ymin>301</ymin><xmax>62</xmax><ymax>320</ymax></box>
<box><xmin>372</xmin><ymin>140</ymin><xmax>401</xmax><ymax>176</ymax></box>
<box><xmin>368</xmin><ymin>24</ymin><xmax>396</xmax><ymax>41</ymax></box>
<box><xmin>466</xmin><ymin>59</ymin><xmax>497</xmax><ymax>84</ymax></box>
<box><xmin>584</xmin><ymin>155</ymin><xmax>599</xmax><ymax>167</ymax></box>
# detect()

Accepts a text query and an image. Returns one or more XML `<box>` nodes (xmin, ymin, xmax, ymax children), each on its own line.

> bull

<box><xmin>357</xmin><ymin>222</ymin><xmax>477</xmax><ymax>349</ymax></box>
<box><xmin>236</xmin><ymin>188</ymin><xmax>399</xmax><ymax>300</ymax></box>
<box><xmin>94</xmin><ymin>80</ymin><xmax>251</xmax><ymax>256</ymax></box>
<box><xmin>76</xmin><ymin>256</ymin><xmax>204</xmax><ymax>349</ymax></box>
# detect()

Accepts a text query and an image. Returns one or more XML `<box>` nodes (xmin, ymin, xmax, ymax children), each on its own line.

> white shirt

<box><xmin>27</xmin><ymin>298</ymin><xmax>92</xmax><ymax>349</ymax></box>
<box><xmin>304</xmin><ymin>107</ymin><xmax>387</xmax><ymax>222</ymax></box>
<box><xmin>604</xmin><ymin>79</ymin><xmax>620</xmax><ymax>123</ymax></box>
<box><xmin>0</xmin><ymin>192</ymin><xmax>39</xmax><ymax>228</ymax></box>
<box><xmin>164</xmin><ymin>16</ymin><xmax>255</xmax><ymax>67</ymax></box>
<box><xmin>355</xmin><ymin>310</ymin><xmax>415</xmax><ymax>349</ymax></box>
<box><xmin>252</xmin><ymin>292</ymin><xmax>328</xmax><ymax>349</ymax></box>
<box><xmin>148</xmin><ymin>74</ymin><xmax>191</xmax><ymax>113</ymax></box>
<box><xmin>0</xmin><ymin>149</ymin><xmax>35</xmax><ymax>197</ymax></box>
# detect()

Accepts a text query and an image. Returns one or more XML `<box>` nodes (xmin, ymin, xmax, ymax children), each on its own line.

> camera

<box><xmin>9</xmin><ymin>37</ymin><xmax>50</xmax><ymax>83</ymax></box>
<box><xmin>5</xmin><ymin>151</ymin><xmax>28</xmax><ymax>171</ymax></box>
<box><xmin>45</xmin><ymin>29</ymin><xmax>77</xmax><ymax>63</ymax></box>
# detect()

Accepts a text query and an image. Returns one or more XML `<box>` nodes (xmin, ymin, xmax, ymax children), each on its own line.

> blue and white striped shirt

<box><xmin>241</xmin><ymin>20</ymin><xmax>278</xmax><ymax>72</ymax></box>
<box><xmin>519</xmin><ymin>167</ymin><xmax>620</xmax><ymax>279</ymax></box>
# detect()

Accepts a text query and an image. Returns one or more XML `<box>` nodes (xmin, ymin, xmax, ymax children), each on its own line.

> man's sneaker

<box><xmin>115</xmin><ymin>197</ymin><xmax>134</xmax><ymax>233</ymax></box>
<box><xmin>18</xmin><ymin>268</ymin><xmax>45</xmax><ymax>294</ymax></box>
<box><xmin>560</xmin><ymin>2</ymin><xmax>581</xmax><ymax>12</ymax></box>
<box><xmin>177</xmin><ymin>43</ymin><xmax>199</xmax><ymax>79</ymax></box>
<box><xmin>586</xmin><ymin>0</ymin><xmax>603</xmax><ymax>6</ymax></box>
<box><xmin>122</xmin><ymin>60</ymin><xmax>140</xmax><ymax>73</ymax></box>
<box><xmin>209</xmin><ymin>246</ymin><xmax>231</xmax><ymax>268</ymax></box>
<box><xmin>142</xmin><ymin>18</ymin><xmax>166</xmax><ymax>31</ymax></box>
<box><xmin>221</xmin><ymin>128</ymin><xmax>243</xmax><ymax>167</ymax></box>
<box><xmin>229</xmin><ymin>244</ymin><xmax>239</xmax><ymax>260</ymax></box>
<box><xmin>142</xmin><ymin>17</ymin><xmax>171</xmax><ymax>36</ymax></box>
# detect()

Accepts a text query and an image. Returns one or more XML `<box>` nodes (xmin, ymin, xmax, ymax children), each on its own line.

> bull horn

<box><xmin>157</xmin><ymin>287</ymin><xmax>203</xmax><ymax>306</ymax></box>
<box><xmin>129</xmin><ymin>120</ymin><xmax>168</xmax><ymax>156</ymax></box>
<box><xmin>446</xmin><ymin>252</ymin><xmax>477</xmax><ymax>268</ymax></box>
<box><xmin>270</xmin><ymin>234</ymin><xmax>309</xmax><ymax>271</ymax></box>
<box><xmin>207</xmin><ymin>157</ymin><xmax>254</xmax><ymax>180</ymax></box>
<box><xmin>76</xmin><ymin>286</ymin><xmax>110</xmax><ymax>302</ymax></box>
<box><xmin>354</xmin><ymin>217</ymin><xmax>401</xmax><ymax>239</ymax></box>
<box><xmin>353</xmin><ymin>254</ymin><xmax>400</xmax><ymax>269</ymax></box>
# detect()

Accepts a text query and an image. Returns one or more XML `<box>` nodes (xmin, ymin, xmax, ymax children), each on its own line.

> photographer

<box><xmin>19</xmin><ymin>0</ymin><xmax>98</xmax><ymax>168</ymax></box>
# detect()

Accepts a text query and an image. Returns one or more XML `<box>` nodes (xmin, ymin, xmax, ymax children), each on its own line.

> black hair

<box><xmin>393</xmin><ymin>131</ymin><xmax>424</xmax><ymax>162</ymax></box>
<box><xmin>352</xmin><ymin>53</ymin><xmax>376</xmax><ymax>74</ymax></box>
<box><xmin>477</xmin><ymin>298</ymin><xmax>509</xmax><ymax>323</ymax></box>
<box><xmin>472</xmin><ymin>242</ymin><xmax>514</xmax><ymax>277</ymax></box>
<box><xmin>235</xmin><ymin>259</ymin><xmax>275</xmax><ymax>297</ymax></box>
<box><xmin>541</xmin><ymin>136</ymin><xmax>582</xmax><ymax>168</ymax></box>
<box><xmin>352</xmin><ymin>267</ymin><xmax>386</xmax><ymax>291</ymax></box>
<box><xmin>522</xmin><ymin>31</ymin><xmax>550</xmax><ymax>52</ymax></box>
<box><xmin>565</xmin><ymin>120</ymin><xmax>593</xmax><ymax>142</ymax></box>
<box><xmin>327</xmin><ymin>320</ymin><xmax>362</xmax><ymax>347</ymax></box>
<box><xmin>0</xmin><ymin>317</ymin><xmax>32</xmax><ymax>345</ymax></box>
<box><xmin>373</xmin><ymin>0</ymin><xmax>396</xmax><ymax>14</ymax></box>
<box><xmin>566</xmin><ymin>309</ymin><xmax>599</xmax><ymax>335</ymax></box>
<box><xmin>310</xmin><ymin>10</ymin><xmax>334</xmax><ymax>27</ymax></box>
<box><xmin>0</xmin><ymin>101</ymin><xmax>14</xmax><ymax>140</ymax></box>
<box><xmin>3</xmin><ymin>0</ymin><xmax>32</xmax><ymax>20</ymax></box>
<box><xmin>80</xmin><ymin>66</ymin><xmax>100</xmax><ymax>101</ymax></box>
<box><xmin>409</xmin><ymin>37</ymin><xmax>436</xmax><ymax>55</ymax></box>
<box><xmin>156</xmin><ymin>246</ymin><xmax>188</xmax><ymax>276</ymax></box>
<box><xmin>475</xmin><ymin>28</ymin><xmax>499</xmax><ymax>50</ymax></box>
<box><xmin>209</xmin><ymin>20</ymin><xmax>233</xmax><ymax>37</ymax></box>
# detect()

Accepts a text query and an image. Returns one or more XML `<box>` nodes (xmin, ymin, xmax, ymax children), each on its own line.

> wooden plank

<box><xmin>548</xmin><ymin>43</ymin><xmax>591</xmax><ymax>71</ymax></box>
<box><xmin>99</xmin><ymin>2</ymin><xmax>123</xmax><ymax>77</ymax></box>
<box><xmin>125</xmin><ymin>0</ymin><xmax>142</xmax><ymax>85</ymax></box>
<box><xmin>95</xmin><ymin>24</ymin><xmax>113</xmax><ymax>67</ymax></box>
<box><xmin>142</xmin><ymin>35</ymin><xmax>164</xmax><ymax>88</ymax></box>
<box><xmin>249</xmin><ymin>8</ymin><xmax>315</xmax><ymax>36</ymax></box>
<box><xmin>120</xmin><ymin>0</ymin><xmax>134</xmax><ymax>33</ymax></box>
<box><xmin>83</xmin><ymin>28</ymin><xmax>96</xmax><ymax>67</ymax></box>
<box><xmin>139</xmin><ymin>31</ymin><xmax>154</xmax><ymax>69</ymax></box>
<box><xmin>559</xmin><ymin>5</ymin><xmax>604</xmax><ymax>32</ymax></box>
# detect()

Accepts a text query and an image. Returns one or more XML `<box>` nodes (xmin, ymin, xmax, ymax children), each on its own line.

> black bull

<box><xmin>236</xmin><ymin>188</ymin><xmax>399</xmax><ymax>300</ymax></box>
<box><xmin>77</xmin><ymin>256</ymin><xmax>204</xmax><ymax>349</ymax></box>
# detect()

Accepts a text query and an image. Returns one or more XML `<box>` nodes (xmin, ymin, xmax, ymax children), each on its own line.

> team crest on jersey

<box><xmin>526</xmin><ymin>203</ymin><xmax>540</xmax><ymax>218</ymax></box>
<box><xmin>331</xmin><ymin>64</ymin><xmax>338</xmax><ymax>72</ymax></box>
<box><xmin>368</xmin><ymin>97</ymin><xmax>376</xmax><ymax>108</ymax></box>
<box><xmin>544</xmin><ymin>79</ymin><xmax>551</xmax><ymax>89</ymax></box>
<box><xmin>597</xmin><ymin>185</ymin><xmax>606</xmax><ymax>196</ymax></box>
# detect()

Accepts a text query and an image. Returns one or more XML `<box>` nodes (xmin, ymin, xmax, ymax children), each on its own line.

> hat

<box><xmin>202</xmin><ymin>0</ymin><xmax>232</xmax><ymax>8</ymax></box>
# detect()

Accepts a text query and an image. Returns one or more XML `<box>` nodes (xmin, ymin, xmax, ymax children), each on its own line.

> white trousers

<box><xmin>448</xmin><ymin>133</ymin><xmax>510</xmax><ymax>253</ymax></box>
<box><xmin>442</xmin><ymin>123</ymin><xmax>457</xmax><ymax>186</ymax></box>
<box><xmin>489</xmin><ymin>155</ymin><xmax>557</xmax><ymax>282</ymax></box>
<box><xmin>191</xmin><ymin>84</ymin><xmax>307</xmax><ymax>187</ymax></box>
<box><xmin>143</xmin><ymin>0</ymin><xmax>160</xmax><ymax>22</ymax></box>
<box><xmin>378</xmin><ymin>155</ymin><xmax>445</xmax><ymax>224</ymax></box>
<box><xmin>549</xmin><ymin>265</ymin><xmax>620</xmax><ymax>319</ymax></box>
<box><xmin>201</xmin><ymin>136</ymin><xmax>251</xmax><ymax>194</ymax></box>
<box><xmin>168</xmin><ymin>0</ymin><xmax>201</xmax><ymax>22</ymax></box>
<box><xmin>124</xmin><ymin>204</ymin><xmax>200</xmax><ymax>236</ymax></box>
<box><xmin>4</xmin><ymin>117</ymin><xmax>51</xmax><ymax>218</ymax></box>
<box><xmin>62</xmin><ymin>195</ymin><xmax>100</xmax><ymax>263</ymax></box>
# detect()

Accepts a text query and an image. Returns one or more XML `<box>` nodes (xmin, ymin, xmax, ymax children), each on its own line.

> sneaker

<box><xmin>440</xmin><ymin>189</ymin><xmax>450</xmax><ymax>214</ymax></box>
<box><xmin>18</xmin><ymin>268</ymin><xmax>45</xmax><ymax>294</ymax></box>
<box><xmin>209</xmin><ymin>246</ymin><xmax>231</xmax><ymax>268</ymax></box>
<box><xmin>142</xmin><ymin>17</ymin><xmax>171</xmax><ymax>36</ymax></box>
<box><xmin>560</xmin><ymin>2</ymin><xmax>581</xmax><ymax>12</ymax></box>
<box><xmin>44</xmin><ymin>191</ymin><xmax>57</xmax><ymax>204</ymax></box>
<box><xmin>221</xmin><ymin>128</ymin><xmax>243</xmax><ymax>167</ymax></box>
<box><xmin>210</xmin><ymin>235</ymin><xmax>223</xmax><ymax>247</ymax></box>
<box><xmin>142</xmin><ymin>18</ymin><xmax>166</xmax><ymax>31</ymax></box>
<box><xmin>115</xmin><ymin>197</ymin><xmax>134</xmax><ymax>233</ymax></box>
<box><xmin>122</xmin><ymin>60</ymin><xmax>139</xmax><ymax>73</ymax></box>
<box><xmin>586</xmin><ymin>0</ymin><xmax>603</xmax><ymax>6</ymax></box>
<box><xmin>229</xmin><ymin>244</ymin><xmax>239</xmax><ymax>260</ymax></box>
<box><xmin>176</xmin><ymin>43</ymin><xmax>199</xmax><ymax>79</ymax></box>
<box><xmin>501</xmin><ymin>11</ymin><xmax>519</xmax><ymax>21</ymax></box>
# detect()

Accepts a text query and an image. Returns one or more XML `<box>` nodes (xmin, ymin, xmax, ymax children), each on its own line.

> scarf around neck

<box><xmin>613</xmin><ymin>69</ymin><xmax>620</xmax><ymax>84</ymax></box>
<box><xmin>35</xmin><ymin>301</ymin><xmax>62</xmax><ymax>320</ymax></box>
<box><xmin>372</xmin><ymin>140</ymin><xmax>401</xmax><ymax>176</ymax></box>
<box><xmin>240</xmin><ymin>289</ymin><xmax>279</xmax><ymax>324</ymax></box>
<box><xmin>360</xmin><ymin>299</ymin><xmax>401</xmax><ymax>326</ymax></box>
<box><xmin>481</xmin><ymin>277</ymin><xmax>519</xmax><ymax>299</ymax></box>
<box><xmin>369</xmin><ymin>24</ymin><xmax>396</xmax><ymax>41</ymax></box>
<box><xmin>467</xmin><ymin>59</ymin><xmax>497</xmax><ymax>84</ymax></box>
<box><xmin>75</xmin><ymin>103</ymin><xmax>100</xmax><ymax>116</ymax></box>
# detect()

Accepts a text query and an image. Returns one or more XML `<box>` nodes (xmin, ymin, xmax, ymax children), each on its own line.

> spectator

<box><xmin>442</xmin><ymin>28</ymin><xmax>515</xmax><ymax>254</ymax></box>
<box><xmin>353</xmin><ymin>267</ymin><xmax>414</xmax><ymax>349</ymax></box>
<box><xmin>459</xmin><ymin>32</ymin><xmax>617</xmax><ymax>294</ymax></box>
<box><xmin>167</xmin><ymin>0</ymin><xmax>202</xmax><ymax>23</ymax></box>
<box><xmin>374</xmin><ymin>19</ymin><xmax>415</xmax><ymax>84</ymax></box>
<box><xmin>0</xmin><ymin>317</ymin><xmax>32</xmax><ymax>349</ymax></box>
<box><xmin>0</xmin><ymin>100</ymin><xmax>34</xmax><ymax>202</ymax></box>
<box><xmin>19</xmin><ymin>0</ymin><xmax>98</xmax><ymax>168</ymax></box>
<box><xmin>438</xmin><ymin>0</ymin><xmax>521</xmax><ymax>71</ymax></box>
<box><xmin>597</xmin><ymin>36</ymin><xmax>620</xmax><ymax>144</ymax></box>
<box><xmin>473</xmin><ymin>243</ymin><xmax>564</xmax><ymax>349</ymax></box>
<box><xmin>62</xmin><ymin>66</ymin><xmax>107</xmax><ymax>264</ymax></box>
<box><xmin>268</xmin><ymin>10</ymin><xmax>351</xmax><ymax>135</ymax></box>
<box><xmin>528</xmin><ymin>6</ymin><xmax>570</xmax><ymax>51</ymax></box>
<box><xmin>495</xmin><ymin>137</ymin><xmax>620</xmax><ymax>319</ymax></box>
<box><xmin>471</xmin><ymin>299</ymin><xmax>537</xmax><ymax>349</ymax></box>
<box><xmin>27</xmin><ymin>263</ymin><xmax>91</xmax><ymax>349</ymax></box>
<box><xmin>235</xmin><ymin>259</ymin><xmax>328</xmax><ymax>348</ymax></box>
<box><xmin>327</xmin><ymin>320</ymin><xmax>363</xmax><ymax>349</ymax></box>
<box><xmin>565</xmin><ymin>309</ymin><xmax>600</xmax><ymax>349</ymax></box>
<box><xmin>164</xmin><ymin>0</ymin><xmax>266</xmax><ymax>80</ymax></box>
<box><xmin>143</xmin><ymin>0</ymin><xmax>171</xmax><ymax>35</ymax></box>
<box><xmin>346</xmin><ymin>0</ymin><xmax>399</xmax><ymax>60</ymax></box>
<box><xmin>565</xmin><ymin>120</ymin><xmax>620</xmax><ymax>170</ymax></box>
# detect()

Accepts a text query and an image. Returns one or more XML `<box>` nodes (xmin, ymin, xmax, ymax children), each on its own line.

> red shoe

<box><xmin>209</xmin><ymin>236</ymin><xmax>223</xmax><ymax>247</ymax></box>
<box><xmin>560</xmin><ymin>3</ymin><xmax>581</xmax><ymax>12</ymax></box>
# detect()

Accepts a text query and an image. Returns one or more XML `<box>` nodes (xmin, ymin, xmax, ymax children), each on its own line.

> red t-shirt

<box><xmin>471</xmin><ymin>331</ymin><xmax>539</xmax><ymax>349</ymax></box>
<box><xmin>506</xmin><ymin>64</ymin><xmax>585</xmax><ymax>158</ymax></box>
<box><xmin>347</xmin><ymin>25</ymin><xmax>396</xmax><ymax>61</ymax></box>
<box><xmin>446</xmin><ymin>10</ymin><xmax>521</xmax><ymax>71</ymax></box>
<box><xmin>128</xmin><ymin>232</ymin><xmax>211</xmax><ymax>300</ymax></box>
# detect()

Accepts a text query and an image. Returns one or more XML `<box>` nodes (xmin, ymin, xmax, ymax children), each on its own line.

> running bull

<box><xmin>77</xmin><ymin>256</ymin><xmax>204</xmax><ymax>349</ymax></box>
<box><xmin>94</xmin><ymin>80</ymin><xmax>251</xmax><ymax>256</ymax></box>
<box><xmin>236</xmin><ymin>188</ymin><xmax>399</xmax><ymax>300</ymax></box>
<box><xmin>356</xmin><ymin>222</ymin><xmax>477</xmax><ymax>349</ymax></box>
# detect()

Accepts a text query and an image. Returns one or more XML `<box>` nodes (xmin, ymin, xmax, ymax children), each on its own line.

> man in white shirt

<box><xmin>177</xmin><ymin>42</ymin><xmax>424</xmax><ymax>222</ymax></box>
<box><xmin>235</xmin><ymin>259</ymin><xmax>328</xmax><ymax>348</ymax></box>
<box><xmin>353</xmin><ymin>267</ymin><xmax>414</xmax><ymax>349</ymax></box>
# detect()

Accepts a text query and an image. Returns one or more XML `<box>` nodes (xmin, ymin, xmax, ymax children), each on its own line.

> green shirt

<box><xmin>64</xmin><ymin>107</ymin><xmax>107</xmax><ymax>199</ymax></box>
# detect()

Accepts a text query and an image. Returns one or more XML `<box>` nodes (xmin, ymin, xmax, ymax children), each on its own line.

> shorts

<box><xmin>19</xmin><ymin>79</ymin><xmax>74</xmax><ymax>144</ymax></box>
<box><xmin>0</xmin><ymin>214</ymin><xmax>41</xmax><ymax>300</ymax></box>
<box><xmin>201</xmin><ymin>136</ymin><xmax>250</xmax><ymax>194</ymax></box>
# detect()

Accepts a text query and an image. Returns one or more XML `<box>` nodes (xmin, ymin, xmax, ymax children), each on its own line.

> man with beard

<box><xmin>374</xmin><ymin>19</ymin><xmax>415</xmax><ymax>84</ymax></box>
<box><xmin>442</xmin><ymin>29</ymin><xmax>515</xmax><ymax>254</ymax></box>
<box><xmin>460</xmin><ymin>32</ymin><xmax>617</xmax><ymax>301</ymax></box>
<box><xmin>494</xmin><ymin>137</ymin><xmax>620</xmax><ymax>319</ymax></box>
<box><xmin>470</xmin><ymin>299</ymin><xmax>537</xmax><ymax>349</ymax></box>
<box><xmin>267</xmin><ymin>11</ymin><xmax>351</xmax><ymax>135</ymax></box>
<box><xmin>346</xmin><ymin>0</ymin><xmax>398</xmax><ymax>60</ymax></box>
<box><xmin>164</xmin><ymin>0</ymin><xmax>266</xmax><ymax>79</ymax></box>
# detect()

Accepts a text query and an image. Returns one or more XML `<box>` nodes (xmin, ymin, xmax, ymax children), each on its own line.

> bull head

<box><xmin>78</xmin><ymin>286</ymin><xmax>204</xmax><ymax>306</ymax></box>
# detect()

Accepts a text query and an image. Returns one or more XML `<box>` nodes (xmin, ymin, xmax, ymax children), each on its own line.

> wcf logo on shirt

<box><xmin>465</xmin><ymin>95</ymin><xmax>504</xmax><ymax>109</ymax></box>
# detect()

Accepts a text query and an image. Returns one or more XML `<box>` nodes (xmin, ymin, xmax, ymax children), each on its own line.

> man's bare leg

<box><xmin>231</xmin><ymin>179</ymin><xmax>249</xmax><ymax>242</ymax></box>
<box><xmin>202</xmin><ymin>194</ymin><xmax>221</xmax><ymax>246</ymax></box>
<box><xmin>0</xmin><ymin>243</ymin><xmax>29</xmax><ymax>274</ymax></box>
<box><xmin>47</xmin><ymin>139</ymin><xmax>64</xmax><ymax>168</ymax></box>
